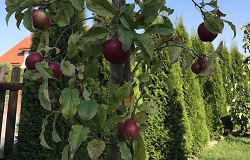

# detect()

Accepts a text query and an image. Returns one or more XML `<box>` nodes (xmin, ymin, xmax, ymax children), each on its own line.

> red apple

<box><xmin>25</xmin><ymin>52</ymin><xmax>44</xmax><ymax>70</ymax></box>
<box><xmin>48</xmin><ymin>62</ymin><xmax>62</xmax><ymax>80</ymax></box>
<box><xmin>197</xmin><ymin>22</ymin><xmax>218</xmax><ymax>42</ymax></box>
<box><xmin>32</xmin><ymin>9</ymin><xmax>51</xmax><ymax>30</ymax></box>
<box><xmin>103</xmin><ymin>38</ymin><xmax>131</xmax><ymax>64</ymax></box>
<box><xmin>117</xmin><ymin>119</ymin><xmax>139</xmax><ymax>140</ymax></box>
<box><xmin>197</xmin><ymin>57</ymin><xmax>208</xmax><ymax>70</ymax></box>
<box><xmin>191</xmin><ymin>62</ymin><xmax>201</xmax><ymax>74</ymax></box>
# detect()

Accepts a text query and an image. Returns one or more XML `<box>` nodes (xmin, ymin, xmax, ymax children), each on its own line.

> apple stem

<box><xmin>130</xmin><ymin>141</ymin><xmax>134</xmax><ymax>160</ymax></box>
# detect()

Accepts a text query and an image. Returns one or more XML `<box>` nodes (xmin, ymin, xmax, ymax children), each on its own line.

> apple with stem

<box><xmin>103</xmin><ymin>38</ymin><xmax>131</xmax><ymax>64</ymax></box>
<box><xmin>197</xmin><ymin>22</ymin><xmax>218</xmax><ymax>42</ymax></box>
<box><xmin>117</xmin><ymin>119</ymin><xmax>139</xmax><ymax>140</ymax></box>
<box><xmin>25</xmin><ymin>52</ymin><xmax>44</xmax><ymax>70</ymax></box>
<box><xmin>32</xmin><ymin>9</ymin><xmax>51</xmax><ymax>30</ymax></box>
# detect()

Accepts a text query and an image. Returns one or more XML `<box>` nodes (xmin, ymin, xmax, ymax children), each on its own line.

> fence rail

<box><xmin>0</xmin><ymin>66</ymin><xmax>22</xmax><ymax>160</ymax></box>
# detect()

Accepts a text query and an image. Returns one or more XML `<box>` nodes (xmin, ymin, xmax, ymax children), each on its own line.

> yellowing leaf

<box><xmin>124</xmin><ymin>88</ymin><xmax>134</xmax><ymax>109</ymax></box>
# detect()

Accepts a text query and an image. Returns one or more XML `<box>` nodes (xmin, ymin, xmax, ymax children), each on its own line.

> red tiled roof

<box><xmin>0</xmin><ymin>35</ymin><xmax>32</xmax><ymax>66</ymax></box>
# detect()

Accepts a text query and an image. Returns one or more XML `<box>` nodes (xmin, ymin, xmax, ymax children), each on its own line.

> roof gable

<box><xmin>0</xmin><ymin>35</ymin><xmax>32</xmax><ymax>66</ymax></box>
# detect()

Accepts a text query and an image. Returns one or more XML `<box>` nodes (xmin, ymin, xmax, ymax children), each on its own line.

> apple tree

<box><xmin>5</xmin><ymin>0</ymin><xmax>236</xmax><ymax>159</ymax></box>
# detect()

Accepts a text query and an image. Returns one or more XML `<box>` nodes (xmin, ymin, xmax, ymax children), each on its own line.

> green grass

<box><xmin>197</xmin><ymin>135</ymin><xmax>250</xmax><ymax>160</ymax></box>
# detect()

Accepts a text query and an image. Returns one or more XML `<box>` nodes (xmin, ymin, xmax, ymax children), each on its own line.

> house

<box><xmin>0</xmin><ymin>25</ymin><xmax>91</xmax><ymax>68</ymax></box>
<box><xmin>0</xmin><ymin>35</ymin><xmax>32</xmax><ymax>68</ymax></box>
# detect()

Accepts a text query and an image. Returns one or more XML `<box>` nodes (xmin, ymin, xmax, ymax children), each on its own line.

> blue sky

<box><xmin>1</xmin><ymin>0</ymin><xmax>250</xmax><ymax>56</ymax></box>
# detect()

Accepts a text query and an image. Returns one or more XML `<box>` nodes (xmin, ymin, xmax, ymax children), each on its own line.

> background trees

<box><xmin>5</xmin><ymin>0</ymin><xmax>246</xmax><ymax>159</ymax></box>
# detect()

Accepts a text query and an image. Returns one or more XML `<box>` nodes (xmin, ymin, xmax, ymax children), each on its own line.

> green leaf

<box><xmin>70</xmin><ymin>0</ymin><xmax>85</xmax><ymax>11</ymax></box>
<box><xmin>35</xmin><ymin>61</ymin><xmax>56</xmax><ymax>80</ymax></box>
<box><xmin>61</xmin><ymin>60</ymin><xmax>76</xmax><ymax>77</ymax></box>
<box><xmin>84</xmin><ymin>59</ymin><xmax>99</xmax><ymax>78</ymax></box>
<box><xmin>119</xmin><ymin>12</ymin><xmax>135</xmax><ymax>31</ymax></box>
<box><xmin>38</xmin><ymin>80</ymin><xmax>52</xmax><ymax>111</ymax></box>
<box><xmin>145</xmin><ymin>24</ymin><xmax>173</xmax><ymax>35</ymax></box>
<box><xmin>134</xmin><ymin>111</ymin><xmax>148</xmax><ymax>124</ymax></box>
<box><xmin>208</xmin><ymin>41</ymin><xmax>223</xmax><ymax>59</ymax></box>
<box><xmin>39</xmin><ymin>115</ymin><xmax>52</xmax><ymax>149</ymax></box>
<box><xmin>206</xmin><ymin>0</ymin><xmax>218</xmax><ymax>8</ymax></box>
<box><xmin>78</xmin><ymin>100</ymin><xmax>99</xmax><ymax>121</ymax></box>
<box><xmin>138</xmin><ymin>101</ymin><xmax>159</xmax><ymax>114</ymax></box>
<box><xmin>60</xmin><ymin>88</ymin><xmax>80</xmax><ymax>119</ymax></box>
<box><xmin>137</xmin><ymin>72</ymin><xmax>150</xmax><ymax>83</ymax></box>
<box><xmin>55</xmin><ymin>2</ymin><xmax>75</xmax><ymax>27</ymax></box>
<box><xmin>68</xmin><ymin>125</ymin><xmax>90</xmax><ymax>159</ymax></box>
<box><xmin>118</xmin><ymin>25</ymin><xmax>134</xmax><ymax>52</ymax></box>
<box><xmin>14</xmin><ymin>9</ymin><xmax>24</xmax><ymax>30</ymax></box>
<box><xmin>81</xmin><ymin>27</ymin><xmax>110</xmax><ymax>42</ymax></box>
<box><xmin>120</xmin><ymin>3</ymin><xmax>135</xmax><ymax>15</ymax></box>
<box><xmin>223</xmin><ymin>20</ymin><xmax>236</xmax><ymax>38</ymax></box>
<box><xmin>135</xmin><ymin>0</ymin><xmax>165</xmax><ymax>28</ymax></box>
<box><xmin>168</xmin><ymin>44</ymin><xmax>182</xmax><ymax>64</ymax></box>
<box><xmin>22</xmin><ymin>9</ymin><xmax>35</xmax><ymax>32</ymax></box>
<box><xmin>5</xmin><ymin>3</ymin><xmax>19</xmax><ymax>25</ymax></box>
<box><xmin>204</xmin><ymin>14</ymin><xmax>224</xmax><ymax>34</ymax></box>
<box><xmin>135</xmin><ymin>33</ymin><xmax>154</xmax><ymax>62</ymax></box>
<box><xmin>87</xmin><ymin>139</ymin><xmax>106</xmax><ymax>160</ymax></box>
<box><xmin>115</xmin><ymin>82</ymin><xmax>132</xmax><ymax>101</ymax></box>
<box><xmin>94</xmin><ymin>106</ymin><xmax>107</xmax><ymax>128</ymax></box>
<box><xmin>86</xmin><ymin>0</ymin><xmax>114</xmax><ymax>17</ymax></box>
<box><xmin>182</xmin><ymin>49</ymin><xmax>193</xmax><ymax>70</ymax></box>
<box><xmin>133</xmin><ymin>136</ymin><xmax>146</xmax><ymax>160</ymax></box>
<box><xmin>52</xmin><ymin>113</ymin><xmax>62</xmax><ymax>143</ymax></box>
<box><xmin>118</xmin><ymin>141</ymin><xmax>132</xmax><ymax>160</ymax></box>
<box><xmin>67</xmin><ymin>42</ymin><xmax>79</xmax><ymax>58</ymax></box>
<box><xmin>107</xmin><ymin>81</ymin><xmax>119</xmax><ymax>93</ymax></box>
<box><xmin>61</xmin><ymin>144</ymin><xmax>70</xmax><ymax>160</ymax></box>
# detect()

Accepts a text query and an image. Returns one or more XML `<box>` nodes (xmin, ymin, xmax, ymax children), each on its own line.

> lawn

<box><xmin>197</xmin><ymin>135</ymin><xmax>250</xmax><ymax>160</ymax></box>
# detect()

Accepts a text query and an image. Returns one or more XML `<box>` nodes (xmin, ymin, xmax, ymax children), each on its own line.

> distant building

<box><xmin>0</xmin><ymin>36</ymin><xmax>32</xmax><ymax>68</ymax></box>
<box><xmin>0</xmin><ymin>25</ymin><xmax>91</xmax><ymax>68</ymax></box>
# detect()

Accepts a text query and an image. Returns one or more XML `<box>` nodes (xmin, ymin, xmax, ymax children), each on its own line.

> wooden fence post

<box><xmin>3</xmin><ymin>67</ymin><xmax>21</xmax><ymax>159</ymax></box>
<box><xmin>0</xmin><ymin>66</ymin><xmax>9</xmax><ymax>145</ymax></box>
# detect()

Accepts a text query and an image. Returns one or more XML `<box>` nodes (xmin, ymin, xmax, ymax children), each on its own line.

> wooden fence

<box><xmin>0</xmin><ymin>66</ymin><xmax>23</xmax><ymax>160</ymax></box>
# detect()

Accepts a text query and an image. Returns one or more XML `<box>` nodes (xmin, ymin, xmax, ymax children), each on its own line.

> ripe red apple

<box><xmin>32</xmin><ymin>9</ymin><xmax>51</xmax><ymax>30</ymax></box>
<box><xmin>25</xmin><ymin>52</ymin><xmax>44</xmax><ymax>70</ymax></box>
<box><xmin>197</xmin><ymin>57</ymin><xmax>208</xmax><ymax>70</ymax></box>
<box><xmin>103</xmin><ymin>38</ymin><xmax>131</xmax><ymax>64</ymax></box>
<box><xmin>117</xmin><ymin>119</ymin><xmax>139</xmax><ymax>140</ymax></box>
<box><xmin>191</xmin><ymin>62</ymin><xmax>201</xmax><ymax>74</ymax></box>
<box><xmin>48</xmin><ymin>62</ymin><xmax>62</xmax><ymax>80</ymax></box>
<box><xmin>197</xmin><ymin>22</ymin><xmax>218</xmax><ymax>42</ymax></box>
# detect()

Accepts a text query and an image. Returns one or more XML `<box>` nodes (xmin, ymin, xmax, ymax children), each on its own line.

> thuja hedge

<box><xmin>144</xmin><ymin>51</ymin><xmax>193</xmax><ymax>159</ymax></box>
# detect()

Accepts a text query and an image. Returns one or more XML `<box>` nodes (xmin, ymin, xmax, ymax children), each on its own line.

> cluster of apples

<box><xmin>25</xmin><ymin>52</ymin><xmax>62</xmax><ymax>80</ymax></box>
<box><xmin>191</xmin><ymin>57</ymin><xmax>208</xmax><ymax>74</ymax></box>
<box><xmin>25</xmin><ymin>10</ymin><xmax>61</xmax><ymax>80</ymax></box>
<box><xmin>117</xmin><ymin>119</ymin><xmax>139</xmax><ymax>140</ymax></box>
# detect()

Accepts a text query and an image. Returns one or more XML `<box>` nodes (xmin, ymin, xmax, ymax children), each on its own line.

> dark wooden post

<box><xmin>4</xmin><ymin>67</ymin><xmax>21</xmax><ymax>159</ymax></box>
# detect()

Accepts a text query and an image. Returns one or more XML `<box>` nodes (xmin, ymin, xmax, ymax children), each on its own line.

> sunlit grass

<box><xmin>197</xmin><ymin>135</ymin><xmax>250</xmax><ymax>160</ymax></box>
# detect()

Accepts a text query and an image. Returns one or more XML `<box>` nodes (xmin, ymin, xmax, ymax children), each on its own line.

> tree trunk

<box><xmin>109</xmin><ymin>1</ymin><xmax>130</xmax><ymax>160</ymax></box>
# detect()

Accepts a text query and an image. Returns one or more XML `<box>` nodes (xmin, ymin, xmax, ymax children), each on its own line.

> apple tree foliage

<box><xmin>5</xmin><ymin>0</ymin><xmax>236</xmax><ymax>159</ymax></box>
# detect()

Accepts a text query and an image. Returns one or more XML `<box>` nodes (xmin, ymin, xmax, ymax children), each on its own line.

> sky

<box><xmin>1</xmin><ymin>0</ymin><xmax>250</xmax><ymax>56</ymax></box>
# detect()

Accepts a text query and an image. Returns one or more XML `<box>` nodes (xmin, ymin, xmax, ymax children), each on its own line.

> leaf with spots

<box><xmin>87</xmin><ymin>139</ymin><xmax>106</xmax><ymax>159</ymax></box>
